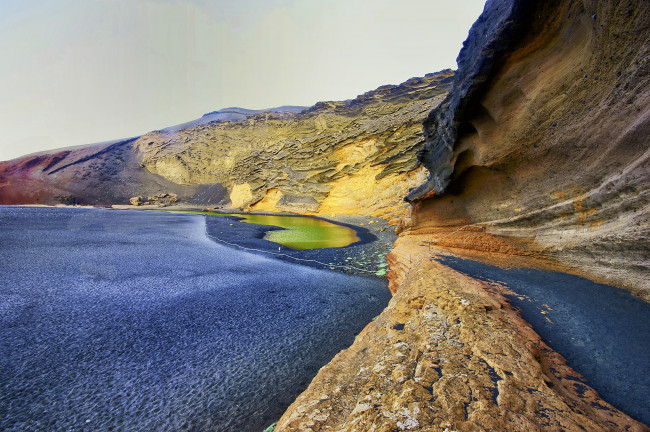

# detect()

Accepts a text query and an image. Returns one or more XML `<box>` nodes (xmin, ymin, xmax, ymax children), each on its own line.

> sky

<box><xmin>0</xmin><ymin>0</ymin><xmax>486</xmax><ymax>162</ymax></box>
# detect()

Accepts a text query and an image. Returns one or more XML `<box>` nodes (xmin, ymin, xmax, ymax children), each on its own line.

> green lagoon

<box><xmin>171</xmin><ymin>211</ymin><xmax>360</xmax><ymax>250</ymax></box>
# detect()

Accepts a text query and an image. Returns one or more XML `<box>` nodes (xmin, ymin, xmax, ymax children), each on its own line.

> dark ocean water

<box><xmin>0</xmin><ymin>207</ymin><xmax>390</xmax><ymax>431</ymax></box>
<box><xmin>436</xmin><ymin>255</ymin><xmax>650</xmax><ymax>427</ymax></box>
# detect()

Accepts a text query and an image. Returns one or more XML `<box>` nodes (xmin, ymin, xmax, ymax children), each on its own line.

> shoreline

<box><xmin>275</xmin><ymin>235</ymin><xmax>650</xmax><ymax>431</ymax></box>
<box><xmin>199</xmin><ymin>211</ymin><xmax>396</xmax><ymax>278</ymax></box>
<box><xmin>5</xmin><ymin>204</ymin><xmax>647</xmax><ymax>429</ymax></box>
<box><xmin>0</xmin><ymin>206</ymin><xmax>391</xmax><ymax>432</ymax></box>
<box><xmin>2</xmin><ymin>204</ymin><xmax>397</xmax><ymax>278</ymax></box>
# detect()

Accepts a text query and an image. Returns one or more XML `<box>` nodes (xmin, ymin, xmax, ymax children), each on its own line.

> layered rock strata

<box><xmin>0</xmin><ymin>72</ymin><xmax>454</xmax><ymax>219</ymax></box>
<box><xmin>135</xmin><ymin>71</ymin><xmax>453</xmax><ymax>219</ymax></box>
<box><xmin>405</xmin><ymin>0</ymin><xmax>649</xmax><ymax>297</ymax></box>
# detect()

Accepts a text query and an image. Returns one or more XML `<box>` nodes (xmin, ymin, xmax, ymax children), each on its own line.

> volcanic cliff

<box><xmin>400</xmin><ymin>0</ymin><xmax>649</xmax><ymax>298</ymax></box>
<box><xmin>1</xmin><ymin>0</ymin><xmax>648</xmax><ymax>429</ymax></box>
<box><xmin>0</xmin><ymin>71</ymin><xmax>454</xmax><ymax>221</ymax></box>
<box><xmin>274</xmin><ymin>0</ymin><xmax>649</xmax><ymax>431</ymax></box>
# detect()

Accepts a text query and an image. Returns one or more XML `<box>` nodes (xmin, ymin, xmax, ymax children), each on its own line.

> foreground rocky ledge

<box><xmin>275</xmin><ymin>238</ymin><xmax>647</xmax><ymax>431</ymax></box>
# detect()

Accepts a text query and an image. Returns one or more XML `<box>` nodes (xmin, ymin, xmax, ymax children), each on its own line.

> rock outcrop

<box><xmin>0</xmin><ymin>71</ymin><xmax>454</xmax><ymax>219</ymax></box>
<box><xmin>135</xmin><ymin>71</ymin><xmax>453</xmax><ymax>219</ymax></box>
<box><xmin>129</xmin><ymin>193</ymin><xmax>178</xmax><ymax>207</ymax></box>
<box><xmin>402</xmin><ymin>0</ymin><xmax>649</xmax><ymax>297</ymax></box>
<box><xmin>275</xmin><ymin>0</ymin><xmax>649</xmax><ymax>430</ymax></box>
<box><xmin>276</xmin><ymin>251</ymin><xmax>647</xmax><ymax>432</ymax></box>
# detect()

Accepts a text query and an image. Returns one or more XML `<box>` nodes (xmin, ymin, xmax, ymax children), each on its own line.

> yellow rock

<box><xmin>250</xmin><ymin>188</ymin><xmax>283</xmax><ymax>212</ymax></box>
<box><xmin>229</xmin><ymin>183</ymin><xmax>253</xmax><ymax>208</ymax></box>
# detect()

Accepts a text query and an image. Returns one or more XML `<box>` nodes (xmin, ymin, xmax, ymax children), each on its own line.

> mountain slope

<box><xmin>0</xmin><ymin>71</ymin><xmax>454</xmax><ymax>219</ymax></box>
<box><xmin>159</xmin><ymin>106</ymin><xmax>308</xmax><ymax>133</ymax></box>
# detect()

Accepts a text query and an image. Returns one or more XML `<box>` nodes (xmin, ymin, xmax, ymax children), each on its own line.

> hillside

<box><xmin>275</xmin><ymin>0</ymin><xmax>650</xmax><ymax>430</ymax></box>
<box><xmin>0</xmin><ymin>71</ymin><xmax>454</xmax><ymax>220</ymax></box>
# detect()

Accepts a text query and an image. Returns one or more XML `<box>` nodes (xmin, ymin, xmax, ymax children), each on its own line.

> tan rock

<box><xmin>0</xmin><ymin>72</ymin><xmax>454</xmax><ymax>212</ymax></box>
<box><xmin>275</xmin><ymin>243</ymin><xmax>647</xmax><ymax>431</ymax></box>
<box><xmin>131</xmin><ymin>71</ymin><xmax>454</xmax><ymax>218</ymax></box>
<box><xmin>229</xmin><ymin>183</ymin><xmax>253</xmax><ymax>208</ymax></box>
<box><xmin>250</xmin><ymin>188</ymin><xmax>284</xmax><ymax>212</ymax></box>
<box><xmin>405</xmin><ymin>0</ymin><xmax>650</xmax><ymax>298</ymax></box>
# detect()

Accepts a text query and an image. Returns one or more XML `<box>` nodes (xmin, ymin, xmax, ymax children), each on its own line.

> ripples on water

<box><xmin>0</xmin><ymin>207</ymin><xmax>390</xmax><ymax>431</ymax></box>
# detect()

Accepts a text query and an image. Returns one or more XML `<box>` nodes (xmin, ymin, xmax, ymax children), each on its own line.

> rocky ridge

<box><xmin>0</xmin><ymin>71</ymin><xmax>454</xmax><ymax>220</ymax></box>
<box><xmin>135</xmin><ymin>71</ymin><xmax>453</xmax><ymax>219</ymax></box>
<box><xmin>275</xmin><ymin>0</ymin><xmax>649</xmax><ymax>430</ymax></box>
<box><xmin>276</xmin><ymin>251</ymin><xmax>647</xmax><ymax>432</ymax></box>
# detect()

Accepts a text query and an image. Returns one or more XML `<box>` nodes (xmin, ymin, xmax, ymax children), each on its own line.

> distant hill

<box><xmin>160</xmin><ymin>106</ymin><xmax>308</xmax><ymax>133</ymax></box>
<box><xmin>0</xmin><ymin>71</ymin><xmax>454</xmax><ymax>220</ymax></box>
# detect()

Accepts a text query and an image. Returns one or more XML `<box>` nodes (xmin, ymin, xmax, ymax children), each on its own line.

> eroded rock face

<box><xmin>407</xmin><ymin>0</ymin><xmax>533</xmax><ymax>199</ymax></box>
<box><xmin>274</xmin><ymin>1</ymin><xmax>649</xmax><ymax>430</ymax></box>
<box><xmin>405</xmin><ymin>0</ymin><xmax>649</xmax><ymax>296</ymax></box>
<box><xmin>135</xmin><ymin>71</ymin><xmax>453</xmax><ymax>218</ymax></box>
<box><xmin>0</xmin><ymin>72</ymin><xmax>453</xmax><ymax>218</ymax></box>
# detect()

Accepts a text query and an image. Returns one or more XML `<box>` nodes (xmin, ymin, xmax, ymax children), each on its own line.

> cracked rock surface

<box><xmin>276</xmin><ymin>249</ymin><xmax>647</xmax><ymax>432</ymax></box>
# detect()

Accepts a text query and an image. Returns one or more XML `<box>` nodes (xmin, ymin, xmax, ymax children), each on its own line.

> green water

<box><xmin>168</xmin><ymin>211</ymin><xmax>360</xmax><ymax>250</ymax></box>
<box><xmin>239</xmin><ymin>214</ymin><xmax>360</xmax><ymax>249</ymax></box>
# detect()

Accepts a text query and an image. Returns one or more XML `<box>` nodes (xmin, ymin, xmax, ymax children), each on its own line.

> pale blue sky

<box><xmin>0</xmin><ymin>0</ymin><xmax>486</xmax><ymax>161</ymax></box>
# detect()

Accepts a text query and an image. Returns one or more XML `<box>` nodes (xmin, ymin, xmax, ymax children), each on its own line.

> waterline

<box><xmin>168</xmin><ymin>210</ymin><xmax>360</xmax><ymax>250</ymax></box>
